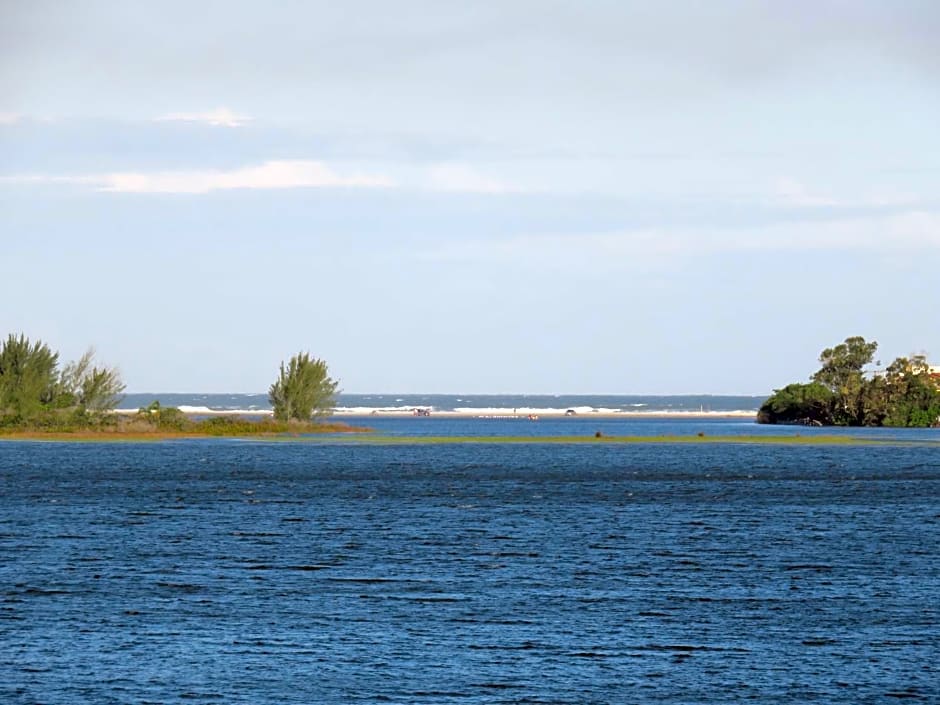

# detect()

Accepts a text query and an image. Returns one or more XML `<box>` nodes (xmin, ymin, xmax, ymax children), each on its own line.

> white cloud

<box><xmin>154</xmin><ymin>107</ymin><xmax>252</xmax><ymax>128</ymax></box>
<box><xmin>3</xmin><ymin>160</ymin><xmax>531</xmax><ymax>195</ymax></box>
<box><xmin>426</xmin><ymin>164</ymin><xmax>516</xmax><ymax>194</ymax></box>
<box><xmin>0</xmin><ymin>112</ymin><xmax>22</xmax><ymax>125</ymax></box>
<box><xmin>2</xmin><ymin>160</ymin><xmax>394</xmax><ymax>193</ymax></box>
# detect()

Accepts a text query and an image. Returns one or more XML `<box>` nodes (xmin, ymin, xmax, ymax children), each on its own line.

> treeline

<box><xmin>1</xmin><ymin>333</ymin><xmax>341</xmax><ymax>433</ymax></box>
<box><xmin>0</xmin><ymin>334</ymin><xmax>125</xmax><ymax>428</ymax></box>
<box><xmin>758</xmin><ymin>336</ymin><xmax>940</xmax><ymax>427</ymax></box>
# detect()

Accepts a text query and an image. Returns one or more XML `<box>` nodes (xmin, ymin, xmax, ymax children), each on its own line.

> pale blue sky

<box><xmin>2</xmin><ymin>1</ymin><xmax>938</xmax><ymax>393</ymax></box>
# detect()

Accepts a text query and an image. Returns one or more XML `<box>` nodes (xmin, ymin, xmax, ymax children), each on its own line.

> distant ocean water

<box><xmin>119</xmin><ymin>393</ymin><xmax>767</xmax><ymax>415</ymax></box>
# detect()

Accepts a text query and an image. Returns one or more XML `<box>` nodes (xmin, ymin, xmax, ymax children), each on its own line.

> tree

<box><xmin>880</xmin><ymin>355</ymin><xmax>940</xmax><ymax>427</ymax></box>
<box><xmin>811</xmin><ymin>335</ymin><xmax>878</xmax><ymax>425</ymax></box>
<box><xmin>759</xmin><ymin>336</ymin><xmax>940</xmax><ymax>427</ymax></box>
<box><xmin>269</xmin><ymin>352</ymin><xmax>339</xmax><ymax>421</ymax></box>
<box><xmin>812</xmin><ymin>336</ymin><xmax>879</xmax><ymax>389</ymax></box>
<box><xmin>859</xmin><ymin>374</ymin><xmax>889</xmax><ymax>427</ymax></box>
<box><xmin>0</xmin><ymin>334</ymin><xmax>59</xmax><ymax>418</ymax></box>
<box><xmin>58</xmin><ymin>347</ymin><xmax>126</xmax><ymax>412</ymax></box>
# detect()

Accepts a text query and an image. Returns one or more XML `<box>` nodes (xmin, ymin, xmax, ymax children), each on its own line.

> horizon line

<box><xmin>123</xmin><ymin>390</ymin><xmax>772</xmax><ymax>397</ymax></box>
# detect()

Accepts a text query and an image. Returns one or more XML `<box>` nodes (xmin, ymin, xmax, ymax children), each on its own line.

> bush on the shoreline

<box><xmin>269</xmin><ymin>352</ymin><xmax>339</xmax><ymax>421</ymax></box>
<box><xmin>755</xmin><ymin>382</ymin><xmax>835</xmax><ymax>426</ymax></box>
<box><xmin>0</xmin><ymin>407</ymin><xmax>120</xmax><ymax>433</ymax></box>
<box><xmin>137</xmin><ymin>401</ymin><xmax>188</xmax><ymax>430</ymax></box>
<box><xmin>0</xmin><ymin>333</ymin><xmax>125</xmax><ymax>425</ymax></box>
<box><xmin>196</xmin><ymin>415</ymin><xmax>349</xmax><ymax>435</ymax></box>
<box><xmin>758</xmin><ymin>336</ymin><xmax>940</xmax><ymax>427</ymax></box>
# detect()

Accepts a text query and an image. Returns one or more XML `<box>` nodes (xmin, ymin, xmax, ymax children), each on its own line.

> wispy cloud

<box><xmin>154</xmin><ymin>107</ymin><xmax>252</xmax><ymax>128</ymax></box>
<box><xmin>3</xmin><ymin>160</ymin><xmax>394</xmax><ymax>193</ymax></box>
<box><xmin>0</xmin><ymin>112</ymin><xmax>23</xmax><ymax>125</ymax></box>
<box><xmin>774</xmin><ymin>177</ymin><xmax>923</xmax><ymax>209</ymax></box>
<box><xmin>426</xmin><ymin>164</ymin><xmax>517</xmax><ymax>194</ymax></box>
<box><xmin>419</xmin><ymin>210</ymin><xmax>940</xmax><ymax>267</ymax></box>
<box><xmin>3</xmin><ymin>159</ymin><xmax>532</xmax><ymax>195</ymax></box>
<box><xmin>774</xmin><ymin>178</ymin><xmax>841</xmax><ymax>207</ymax></box>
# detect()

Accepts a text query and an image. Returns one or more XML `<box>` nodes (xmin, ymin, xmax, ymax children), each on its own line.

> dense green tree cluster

<box><xmin>758</xmin><ymin>336</ymin><xmax>940</xmax><ymax>427</ymax></box>
<box><xmin>0</xmin><ymin>334</ymin><xmax>126</xmax><ymax>425</ymax></box>
<box><xmin>1</xmin><ymin>333</ymin><xmax>342</xmax><ymax>433</ymax></box>
<box><xmin>269</xmin><ymin>351</ymin><xmax>339</xmax><ymax>421</ymax></box>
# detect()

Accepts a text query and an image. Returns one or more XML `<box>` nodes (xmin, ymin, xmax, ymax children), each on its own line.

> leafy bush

<box><xmin>269</xmin><ymin>352</ymin><xmax>339</xmax><ymax>421</ymax></box>
<box><xmin>137</xmin><ymin>401</ymin><xmax>190</xmax><ymax>431</ymax></box>
<box><xmin>197</xmin><ymin>415</ymin><xmax>275</xmax><ymax>435</ymax></box>
<box><xmin>757</xmin><ymin>383</ymin><xmax>834</xmax><ymax>425</ymax></box>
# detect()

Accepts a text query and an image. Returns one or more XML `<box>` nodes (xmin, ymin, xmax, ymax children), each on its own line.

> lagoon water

<box><xmin>2</xmin><ymin>417</ymin><xmax>939</xmax><ymax>703</ymax></box>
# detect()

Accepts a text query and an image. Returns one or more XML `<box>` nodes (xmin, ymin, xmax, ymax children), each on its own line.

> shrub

<box><xmin>269</xmin><ymin>352</ymin><xmax>339</xmax><ymax>422</ymax></box>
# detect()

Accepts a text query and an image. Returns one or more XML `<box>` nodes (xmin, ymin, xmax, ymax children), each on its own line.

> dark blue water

<box><xmin>358</xmin><ymin>416</ymin><xmax>940</xmax><ymax>442</ymax></box>
<box><xmin>2</xmin><ymin>422</ymin><xmax>939</xmax><ymax>703</ymax></box>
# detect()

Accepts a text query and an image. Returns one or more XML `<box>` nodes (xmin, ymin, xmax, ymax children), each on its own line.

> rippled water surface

<box><xmin>2</xmin><ymin>428</ymin><xmax>939</xmax><ymax>703</ymax></box>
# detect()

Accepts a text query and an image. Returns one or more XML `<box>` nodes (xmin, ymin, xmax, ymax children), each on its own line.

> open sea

<box><xmin>117</xmin><ymin>393</ymin><xmax>767</xmax><ymax>416</ymax></box>
<box><xmin>2</xmin><ymin>410</ymin><xmax>939</xmax><ymax>703</ymax></box>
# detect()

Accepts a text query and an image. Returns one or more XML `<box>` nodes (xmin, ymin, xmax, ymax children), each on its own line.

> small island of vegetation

<box><xmin>758</xmin><ymin>336</ymin><xmax>940</xmax><ymax>427</ymax></box>
<box><xmin>0</xmin><ymin>333</ymin><xmax>357</xmax><ymax>439</ymax></box>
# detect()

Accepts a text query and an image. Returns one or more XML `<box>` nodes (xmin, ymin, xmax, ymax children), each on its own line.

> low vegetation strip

<box><xmin>338</xmin><ymin>434</ymin><xmax>933</xmax><ymax>446</ymax></box>
<box><xmin>0</xmin><ymin>412</ymin><xmax>368</xmax><ymax>440</ymax></box>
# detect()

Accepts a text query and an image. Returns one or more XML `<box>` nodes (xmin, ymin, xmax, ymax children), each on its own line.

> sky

<box><xmin>1</xmin><ymin>0</ymin><xmax>939</xmax><ymax>394</ymax></box>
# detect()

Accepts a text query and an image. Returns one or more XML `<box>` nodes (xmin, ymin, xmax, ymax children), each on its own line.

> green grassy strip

<box><xmin>298</xmin><ymin>434</ymin><xmax>937</xmax><ymax>447</ymax></box>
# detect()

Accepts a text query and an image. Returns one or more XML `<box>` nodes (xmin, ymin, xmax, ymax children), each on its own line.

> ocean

<box><xmin>118</xmin><ymin>393</ymin><xmax>768</xmax><ymax>416</ymax></box>
<box><xmin>2</xmin><ymin>416</ymin><xmax>938</xmax><ymax>703</ymax></box>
